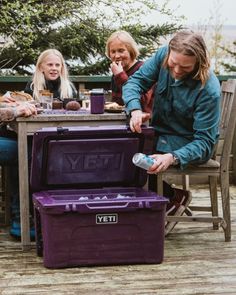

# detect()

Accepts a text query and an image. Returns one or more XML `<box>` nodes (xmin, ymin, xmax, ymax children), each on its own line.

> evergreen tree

<box><xmin>0</xmin><ymin>0</ymin><xmax>182</xmax><ymax>75</ymax></box>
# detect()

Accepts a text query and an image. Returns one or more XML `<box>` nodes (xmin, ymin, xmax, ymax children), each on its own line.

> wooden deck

<box><xmin>0</xmin><ymin>185</ymin><xmax>236</xmax><ymax>295</ymax></box>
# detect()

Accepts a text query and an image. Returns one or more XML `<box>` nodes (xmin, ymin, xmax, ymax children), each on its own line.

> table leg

<box><xmin>18</xmin><ymin>122</ymin><xmax>31</xmax><ymax>250</ymax></box>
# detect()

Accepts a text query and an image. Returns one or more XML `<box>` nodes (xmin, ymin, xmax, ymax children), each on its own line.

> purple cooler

<box><xmin>31</xmin><ymin>125</ymin><xmax>168</xmax><ymax>268</ymax></box>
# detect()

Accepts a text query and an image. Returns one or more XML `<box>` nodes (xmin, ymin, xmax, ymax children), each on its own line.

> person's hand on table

<box><xmin>14</xmin><ymin>102</ymin><xmax>37</xmax><ymax>117</ymax></box>
<box><xmin>129</xmin><ymin>110</ymin><xmax>151</xmax><ymax>133</ymax></box>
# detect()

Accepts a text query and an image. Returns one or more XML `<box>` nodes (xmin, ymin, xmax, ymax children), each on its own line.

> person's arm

<box><xmin>113</xmin><ymin>61</ymin><xmax>155</xmax><ymax>114</ymax></box>
<box><xmin>111</xmin><ymin>61</ymin><xmax>129</xmax><ymax>86</ymax></box>
<box><xmin>173</xmin><ymin>88</ymin><xmax>221</xmax><ymax>169</ymax></box>
<box><xmin>147</xmin><ymin>76</ymin><xmax>221</xmax><ymax>172</ymax></box>
<box><xmin>122</xmin><ymin>46</ymin><xmax>167</xmax><ymax>133</ymax></box>
<box><xmin>110</xmin><ymin>61</ymin><xmax>129</xmax><ymax>105</ymax></box>
<box><xmin>0</xmin><ymin>108</ymin><xmax>15</xmax><ymax>121</ymax></box>
<box><xmin>113</xmin><ymin>71</ymin><xmax>129</xmax><ymax>86</ymax></box>
<box><xmin>0</xmin><ymin>103</ymin><xmax>37</xmax><ymax>122</ymax></box>
<box><xmin>14</xmin><ymin>102</ymin><xmax>37</xmax><ymax>117</ymax></box>
<box><xmin>123</xmin><ymin>46</ymin><xmax>166</xmax><ymax>113</ymax></box>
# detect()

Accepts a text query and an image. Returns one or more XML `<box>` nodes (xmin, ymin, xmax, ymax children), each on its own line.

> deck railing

<box><xmin>1</xmin><ymin>74</ymin><xmax>236</xmax><ymax>93</ymax></box>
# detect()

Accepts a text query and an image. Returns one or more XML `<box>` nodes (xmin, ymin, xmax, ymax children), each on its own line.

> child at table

<box><xmin>6</xmin><ymin>49</ymin><xmax>77</xmax><ymax>239</ymax></box>
<box><xmin>24</xmin><ymin>49</ymin><xmax>77</xmax><ymax>101</ymax></box>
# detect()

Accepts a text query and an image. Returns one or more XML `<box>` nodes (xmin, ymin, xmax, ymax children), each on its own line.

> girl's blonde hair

<box><xmin>31</xmin><ymin>49</ymin><xmax>75</xmax><ymax>101</ymax></box>
<box><xmin>105</xmin><ymin>30</ymin><xmax>139</xmax><ymax>61</ymax></box>
<box><xmin>163</xmin><ymin>30</ymin><xmax>211</xmax><ymax>86</ymax></box>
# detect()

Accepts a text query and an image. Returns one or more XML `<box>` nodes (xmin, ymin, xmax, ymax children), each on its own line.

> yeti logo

<box><xmin>96</xmin><ymin>214</ymin><xmax>118</xmax><ymax>224</ymax></box>
<box><xmin>64</xmin><ymin>153</ymin><xmax>122</xmax><ymax>171</ymax></box>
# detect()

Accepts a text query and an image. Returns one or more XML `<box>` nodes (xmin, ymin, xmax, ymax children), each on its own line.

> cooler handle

<box><xmin>70</xmin><ymin>200</ymin><xmax>149</xmax><ymax>212</ymax></box>
<box><xmin>85</xmin><ymin>202</ymin><xmax>130</xmax><ymax>210</ymax></box>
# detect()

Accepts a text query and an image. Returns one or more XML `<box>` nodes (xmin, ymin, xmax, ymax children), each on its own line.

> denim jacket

<box><xmin>123</xmin><ymin>46</ymin><xmax>221</xmax><ymax>169</ymax></box>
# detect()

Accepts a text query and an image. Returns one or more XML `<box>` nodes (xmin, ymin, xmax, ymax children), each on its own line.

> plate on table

<box><xmin>104</xmin><ymin>108</ymin><xmax>125</xmax><ymax>113</ymax></box>
<box><xmin>104</xmin><ymin>102</ymin><xmax>125</xmax><ymax>113</ymax></box>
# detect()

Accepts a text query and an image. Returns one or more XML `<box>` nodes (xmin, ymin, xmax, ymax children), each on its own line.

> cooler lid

<box><xmin>33</xmin><ymin>188</ymin><xmax>167</xmax><ymax>214</ymax></box>
<box><xmin>30</xmin><ymin>125</ymin><xmax>154</xmax><ymax>192</ymax></box>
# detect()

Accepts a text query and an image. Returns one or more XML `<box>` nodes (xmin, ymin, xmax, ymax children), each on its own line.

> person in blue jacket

<box><xmin>122</xmin><ymin>30</ymin><xmax>221</xmax><ymax>234</ymax></box>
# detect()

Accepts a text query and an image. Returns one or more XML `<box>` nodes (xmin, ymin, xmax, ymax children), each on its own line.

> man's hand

<box><xmin>129</xmin><ymin>110</ymin><xmax>151</xmax><ymax>133</ymax></box>
<box><xmin>147</xmin><ymin>153</ymin><xmax>174</xmax><ymax>173</ymax></box>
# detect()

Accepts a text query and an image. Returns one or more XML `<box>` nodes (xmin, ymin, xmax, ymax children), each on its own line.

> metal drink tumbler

<box><xmin>132</xmin><ymin>153</ymin><xmax>155</xmax><ymax>170</ymax></box>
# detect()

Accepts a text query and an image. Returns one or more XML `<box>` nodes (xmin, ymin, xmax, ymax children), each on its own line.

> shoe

<box><xmin>165</xmin><ymin>189</ymin><xmax>192</xmax><ymax>235</ymax></box>
<box><xmin>171</xmin><ymin>187</ymin><xmax>192</xmax><ymax>208</ymax></box>
<box><xmin>10</xmin><ymin>220</ymin><xmax>35</xmax><ymax>241</ymax></box>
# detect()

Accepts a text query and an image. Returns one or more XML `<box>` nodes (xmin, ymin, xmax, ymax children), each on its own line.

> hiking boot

<box><xmin>165</xmin><ymin>189</ymin><xmax>192</xmax><ymax>235</ymax></box>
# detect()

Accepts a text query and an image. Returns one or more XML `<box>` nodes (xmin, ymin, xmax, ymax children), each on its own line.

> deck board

<box><xmin>0</xmin><ymin>185</ymin><xmax>236</xmax><ymax>295</ymax></box>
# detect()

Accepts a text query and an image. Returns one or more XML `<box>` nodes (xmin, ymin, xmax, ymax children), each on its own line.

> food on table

<box><xmin>104</xmin><ymin>102</ymin><xmax>124</xmax><ymax>111</ymax></box>
<box><xmin>9</xmin><ymin>91</ymin><xmax>33</xmax><ymax>101</ymax></box>
<box><xmin>52</xmin><ymin>100</ymin><xmax>63</xmax><ymax>109</ymax></box>
<box><xmin>65</xmin><ymin>101</ymin><xmax>81</xmax><ymax>111</ymax></box>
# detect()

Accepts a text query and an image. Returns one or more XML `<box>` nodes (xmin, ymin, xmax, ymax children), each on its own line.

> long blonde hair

<box><xmin>105</xmin><ymin>30</ymin><xmax>139</xmax><ymax>61</ymax></box>
<box><xmin>31</xmin><ymin>49</ymin><xmax>75</xmax><ymax>101</ymax></box>
<box><xmin>163</xmin><ymin>30</ymin><xmax>210</xmax><ymax>86</ymax></box>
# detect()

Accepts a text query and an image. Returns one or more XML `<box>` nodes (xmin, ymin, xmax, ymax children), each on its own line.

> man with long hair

<box><xmin>123</xmin><ymin>30</ymin><xmax>221</xmax><ymax>234</ymax></box>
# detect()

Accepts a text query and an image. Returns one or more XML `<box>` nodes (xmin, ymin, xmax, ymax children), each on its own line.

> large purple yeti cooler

<box><xmin>31</xmin><ymin>125</ymin><xmax>168</xmax><ymax>268</ymax></box>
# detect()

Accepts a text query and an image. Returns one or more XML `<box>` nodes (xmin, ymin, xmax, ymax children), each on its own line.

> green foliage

<box><xmin>0</xmin><ymin>0</ymin><xmax>182</xmax><ymax>75</ymax></box>
<box><xmin>221</xmin><ymin>41</ymin><xmax>236</xmax><ymax>74</ymax></box>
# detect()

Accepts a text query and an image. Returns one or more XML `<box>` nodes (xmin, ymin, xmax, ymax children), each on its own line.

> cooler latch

<box><xmin>57</xmin><ymin>126</ymin><xmax>69</xmax><ymax>134</ymax></box>
<box><xmin>64</xmin><ymin>203</ymin><xmax>77</xmax><ymax>212</ymax></box>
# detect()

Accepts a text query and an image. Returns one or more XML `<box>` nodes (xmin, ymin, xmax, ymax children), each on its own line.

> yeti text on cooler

<box><xmin>64</xmin><ymin>152</ymin><xmax>123</xmax><ymax>171</ymax></box>
<box><xmin>96</xmin><ymin>214</ymin><xmax>118</xmax><ymax>224</ymax></box>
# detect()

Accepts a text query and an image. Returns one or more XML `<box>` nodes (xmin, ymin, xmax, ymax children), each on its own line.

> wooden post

<box><xmin>232</xmin><ymin>129</ymin><xmax>236</xmax><ymax>185</ymax></box>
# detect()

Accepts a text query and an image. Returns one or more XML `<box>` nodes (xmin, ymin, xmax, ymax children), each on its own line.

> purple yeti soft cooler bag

<box><xmin>31</xmin><ymin>125</ymin><xmax>168</xmax><ymax>268</ymax></box>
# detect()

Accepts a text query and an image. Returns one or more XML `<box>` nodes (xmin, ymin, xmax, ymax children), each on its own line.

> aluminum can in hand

<box><xmin>132</xmin><ymin>153</ymin><xmax>155</xmax><ymax>170</ymax></box>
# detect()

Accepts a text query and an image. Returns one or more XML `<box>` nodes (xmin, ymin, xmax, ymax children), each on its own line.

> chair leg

<box><xmin>182</xmin><ymin>175</ymin><xmax>191</xmax><ymax>215</ymax></box>
<box><xmin>182</xmin><ymin>175</ymin><xmax>190</xmax><ymax>190</ymax></box>
<box><xmin>185</xmin><ymin>207</ymin><xmax>193</xmax><ymax>216</ymax></box>
<box><xmin>220</xmin><ymin>172</ymin><xmax>231</xmax><ymax>242</ymax></box>
<box><xmin>209</xmin><ymin>176</ymin><xmax>219</xmax><ymax>230</ymax></box>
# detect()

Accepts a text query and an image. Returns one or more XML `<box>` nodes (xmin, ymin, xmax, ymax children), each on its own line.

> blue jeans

<box><xmin>0</xmin><ymin>136</ymin><xmax>18</xmax><ymax>164</ymax></box>
<box><xmin>0</xmin><ymin>136</ymin><xmax>19</xmax><ymax>220</ymax></box>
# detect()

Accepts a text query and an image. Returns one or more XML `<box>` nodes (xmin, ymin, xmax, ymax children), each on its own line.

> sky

<box><xmin>145</xmin><ymin>0</ymin><xmax>236</xmax><ymax>26</ymax></box>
